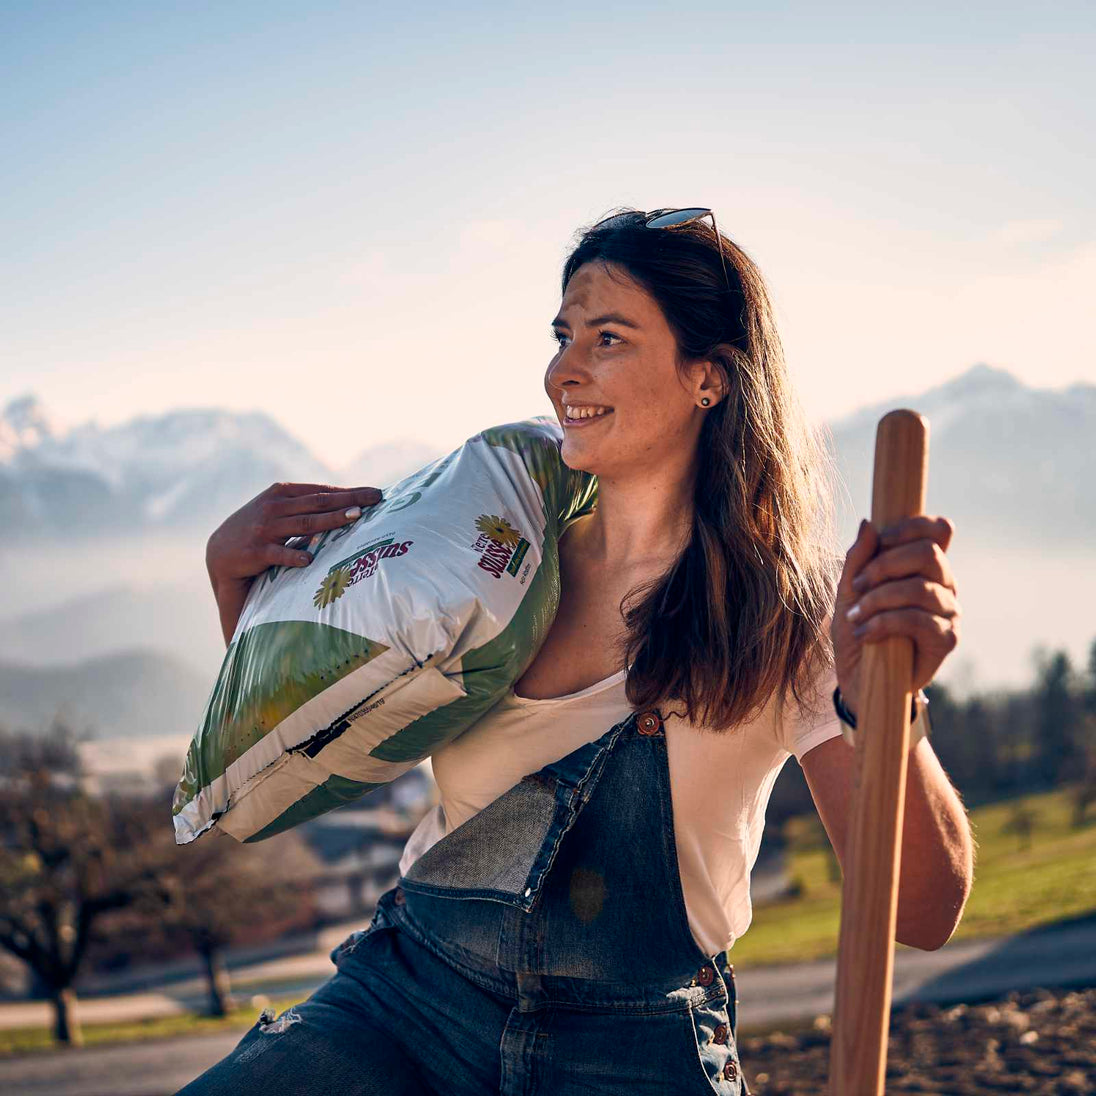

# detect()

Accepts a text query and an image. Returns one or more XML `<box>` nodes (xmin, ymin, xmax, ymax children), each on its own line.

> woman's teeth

<box><xmin>564</xmin><ymin>405</ymin><xmax>613</xmax><ymax>419</ymax></box>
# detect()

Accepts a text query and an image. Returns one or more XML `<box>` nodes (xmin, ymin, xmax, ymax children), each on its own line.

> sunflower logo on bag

<box><xmin>475</xmin><ymin>514</ymin><xmax>521</xmax><ymax>547</ymax></box>
<box><xmin>313</xmin><ymin>566</ymin><xmax>351</xmax><ymax>609</ymax></box>
<box><xmin>472</xmin><ymin>513</ymin><xmax>530</xmax><ymax>580</ymax></box>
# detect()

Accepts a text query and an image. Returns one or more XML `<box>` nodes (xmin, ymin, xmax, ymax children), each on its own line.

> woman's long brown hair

<box><xmin>562</xmin><ymin>209</ymin><xmax>845</xmax><ymax>733</ymax></box>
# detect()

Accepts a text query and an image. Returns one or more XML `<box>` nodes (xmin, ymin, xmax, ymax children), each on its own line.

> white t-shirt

<box><xmin>398</xmin><ymin>660</ymin><xmax>848</xmax><ymax>957</ymax></box>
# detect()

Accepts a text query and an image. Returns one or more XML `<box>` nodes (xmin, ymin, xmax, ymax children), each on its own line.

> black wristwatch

<box><xmin>833</xmin><ymin>685</ymin><xmax>927</xmax><ymax>731</ymax></box>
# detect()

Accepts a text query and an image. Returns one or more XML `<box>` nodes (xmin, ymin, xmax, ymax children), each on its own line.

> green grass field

<box><xmin>0</xmin><ymin>993</ymin><xmax>300</xmax><ymax>1056</ymax></box>
<box><xmin>2</xmin><ymin>786</ymin><xmax>1093</xmax><ymax>1055</ymax></box>
<box><xmin>729</xmin><ymin>785</ymin><xmax>1096</xmax><ymax>967</ymax></box>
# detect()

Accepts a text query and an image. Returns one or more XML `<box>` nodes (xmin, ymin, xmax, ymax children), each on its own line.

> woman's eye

<box><xmin>549</xmin><ymin>329</ymin><xmax>621</xmax><ymax>349</ymax></box>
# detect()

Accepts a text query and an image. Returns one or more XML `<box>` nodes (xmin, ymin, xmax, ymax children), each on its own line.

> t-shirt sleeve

<box><xmin>774</xmin><ymin>659</ymin><xmax>846</xmax><ymax>763</ymax></box>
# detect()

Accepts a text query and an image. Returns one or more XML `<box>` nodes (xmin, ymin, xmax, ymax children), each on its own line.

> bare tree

<box><xmin>0</xmin><ymin>721</ymin><xmax>173</xmax><ymax>1046</ymax></box>
<box><xmin>134</xmin><ymin>801</ymin><xmax>323</xmax><ymax>1017</ymax></box>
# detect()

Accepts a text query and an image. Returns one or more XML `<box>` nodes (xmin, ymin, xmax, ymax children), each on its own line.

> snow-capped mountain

<box><xmin>825</xmin><ymin>363</ymin><xmax>1094</xmax><ymax>548</ymax></box>
<box><xmin>0</xmin><ymin>393</ymin><xmax>57</xmax><ymax>460</ymax></box>
<box><xmin>0</xmin><ymin>396</ymin><xmax>444</xmax><ymax>535</ymax></box>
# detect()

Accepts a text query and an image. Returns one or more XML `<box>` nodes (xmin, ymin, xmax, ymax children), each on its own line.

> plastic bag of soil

<box><xmin>172</xmin><ymin>416</ymin><xmax>596</xmax><ymax>845</ymax></box>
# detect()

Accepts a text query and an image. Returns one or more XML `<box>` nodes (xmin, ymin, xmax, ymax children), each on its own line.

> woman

<box><xmin>183</xmin><ymin>208</ymin><xmax>972</xmax><ymax>1095</ymax></box>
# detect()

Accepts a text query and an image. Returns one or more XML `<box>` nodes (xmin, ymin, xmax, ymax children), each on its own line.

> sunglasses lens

<box><xmin>645</xmin><ymin>208</ymin><xmax>712</xmax><ymax>229</ymax></box>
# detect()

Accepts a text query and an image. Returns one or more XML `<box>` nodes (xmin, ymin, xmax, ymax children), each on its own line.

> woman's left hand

<box><xmin>832</xmin><ymin>515</ymin><xmax>962</xmax><ymax>717</ymax></box>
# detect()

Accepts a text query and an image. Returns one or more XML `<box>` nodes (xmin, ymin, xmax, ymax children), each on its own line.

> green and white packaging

<box><xmin>172</xmin><ymin>417</ymin><xmax>596</xmax><ymax>845</ymax></box>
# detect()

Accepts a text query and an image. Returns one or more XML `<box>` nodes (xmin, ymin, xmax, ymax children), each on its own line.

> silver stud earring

<box><xmin>700</xmin><ymin>397</ymin><xmax>711</xmax><ymax>407</ymax></box>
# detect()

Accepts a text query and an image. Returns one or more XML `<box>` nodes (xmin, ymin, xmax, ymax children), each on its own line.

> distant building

<box><xmin>76</xmin><ymin>733</ymin><xmax>193</xmax><ymax>798</ymax></box>
<box><xmin>299</xmin><ymin>766</ymin><xmax>437</xmax><ymax>919</ymax></box>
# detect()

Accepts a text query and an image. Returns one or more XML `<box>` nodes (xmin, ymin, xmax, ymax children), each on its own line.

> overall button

<box><xmin>637</xmin><ymin>710</ymin><xmax>662</xmax><ymax>735</ymax></box>
<box><xmin>723</xmin><ymin>1060</ymin><xmax>738</xmax><ymax>1081</ymax></box>
<box><xmin>712</xmin><ymin>1023</ymin><xmax>729</xmax><ymax>1045</ymax></box>
<box><xmin>697</xmin><ymin>964</ymin><xmax>715</xmax><ymax>986</ymax></box>
<box><xmin>393</xmin><ymin>886</ymin><xmax>406</xmax><ymax>905</ymax></box>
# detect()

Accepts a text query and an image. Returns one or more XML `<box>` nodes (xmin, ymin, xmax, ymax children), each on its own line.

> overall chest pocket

<box><xmin>398</xmin><ymin>716</ymin><xmax>633</xmax><ymax>912</ymax></box>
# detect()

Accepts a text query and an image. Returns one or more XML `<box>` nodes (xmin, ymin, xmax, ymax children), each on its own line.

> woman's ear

<box><xmin>692</xmin><ymin>358</ymin><xmax>726</xmax><ymax>408</ymax></box>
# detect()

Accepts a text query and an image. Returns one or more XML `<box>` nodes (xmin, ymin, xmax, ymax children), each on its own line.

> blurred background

<box><xmin>1</xmin><ymin>2</ymin><xmax>1094</xmax><ymax>1093</ymax></box>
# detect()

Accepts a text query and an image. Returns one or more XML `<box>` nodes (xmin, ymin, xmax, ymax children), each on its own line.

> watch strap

<box><xmin>833</xmin><ymin>685</ymin><xmax>929</xmax><ymax>749</ymax></box>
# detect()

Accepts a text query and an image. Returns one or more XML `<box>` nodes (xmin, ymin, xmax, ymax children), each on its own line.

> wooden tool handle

<box><xmin>829</xmin><ymin>409</ymin><xmax>929</xmax><ymax>1094</ymax></box>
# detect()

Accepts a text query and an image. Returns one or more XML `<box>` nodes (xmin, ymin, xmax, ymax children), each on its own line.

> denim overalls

<box><xmin>175</xmin><ymin>706</ymin><xmax>749</xmax><ymax>1095</ymax></box>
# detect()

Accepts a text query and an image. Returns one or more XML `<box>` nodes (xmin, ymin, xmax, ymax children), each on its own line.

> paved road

<box><xmin>735</xmin><ymin>913</ymin><xmax>1096</xmax><ymax>1029</ymax></box>
<box><xmin>0</xmin><ymin>920</ymin><xmax>369</xmax><ymax>1031</ymax></box>
<box><xmin>3</xmin><ymin>915</ymin><xmax>1095</xmax><ymax>1095</ymax></box>
<box><xmin>0</xmin><ymin>1030</ymin><xmax>242</xmax><ymax>1096</ymax></box>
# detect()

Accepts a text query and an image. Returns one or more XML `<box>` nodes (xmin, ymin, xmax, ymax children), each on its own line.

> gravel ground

<box><xmin>739</xmin><ymin>986</ymin><xmax>1095</xmax><ymax>1095</ymax></box>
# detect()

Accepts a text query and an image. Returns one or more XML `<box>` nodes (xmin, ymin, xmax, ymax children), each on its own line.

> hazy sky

<box><xmin>3</xmin><ymin>1</ymin><xmax>1093</xmax><ymax>469</ymax></box>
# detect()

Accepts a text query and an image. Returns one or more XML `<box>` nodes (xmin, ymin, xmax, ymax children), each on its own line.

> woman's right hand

<box><xmin>205</xmin><ymin>481</ymin><xmax>384</xmax><ymax>586</ymax></box>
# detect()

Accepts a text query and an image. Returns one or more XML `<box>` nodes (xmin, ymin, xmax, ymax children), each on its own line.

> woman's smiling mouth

<box><xmin>563</xmin><ymin>404</ymin><xmax>614</xmax><ymax>426</ymax></box>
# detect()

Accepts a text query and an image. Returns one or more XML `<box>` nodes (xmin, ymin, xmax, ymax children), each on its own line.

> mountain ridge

<box><xmin>6</xmin><ymin>362</ymin><xmax>1089</xmax><ymax>534</ymax></box>
<box><xmin>0</xmin><ymin>395</ymin><xmax>444</xmax><ymax>534</ymax></box>
<box><xmin>0</xmin><ymin>647</ymin><xmax>212</xmax><ymax>739</ymax></box>
<box><xmin>1</xmin><ymin>362</ymin><xmax>1091</xmax><ymax>715</ymax></box>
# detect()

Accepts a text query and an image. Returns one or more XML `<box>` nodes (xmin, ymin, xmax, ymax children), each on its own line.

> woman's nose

<box><xmin>546</xmin><ymin>343</ymin><xmax>587</xmax><ymax>390</ymax></box>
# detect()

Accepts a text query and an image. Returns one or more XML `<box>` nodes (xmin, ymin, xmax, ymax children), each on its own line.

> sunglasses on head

<box><xmin>591</xmin><ymin>207</ymin><xmax>731</xmax><ymax>293</ymax></box>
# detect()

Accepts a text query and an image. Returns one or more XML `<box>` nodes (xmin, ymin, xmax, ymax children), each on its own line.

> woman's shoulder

<box><xmin>772</xmin><ymin>657</ymin><xmax>841</xmax><ymax>762</ymax></box>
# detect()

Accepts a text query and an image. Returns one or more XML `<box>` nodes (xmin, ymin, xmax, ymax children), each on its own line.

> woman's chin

<box><xmin>560</xmin><ymin>439</ymin><xmax>603</xmax><ymax>475</ymax></box>
<box><xmin>562</xmin><ymin>456</ymin><xmax>600</xmax><ymax>475</ymax></box>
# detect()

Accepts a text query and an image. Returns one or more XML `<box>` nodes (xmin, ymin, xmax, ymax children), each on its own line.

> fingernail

<box><xmin>852</xmin><ymin>574</ymin><xmax>868</xmax><ymax>592</ymax></box>
<box><xmin>845</xmin><ymin>602</ymin><xmax>862</xmax><ymax>622</ymax></box>
<box><xmin>853</xmin><ymin>623</ymin><xmax>868</xmax><ymax>637</ymax></box>
<box><xmin>345</xmin><ymin>506</ymin><xmax>361</xmax><ymax>520</ymax></box>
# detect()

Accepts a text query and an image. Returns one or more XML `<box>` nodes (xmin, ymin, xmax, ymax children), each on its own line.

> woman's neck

<box><xmin>576</xmin><ymin>474</ymin><xmax>695</xmax><ymax>573</ymax></box>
